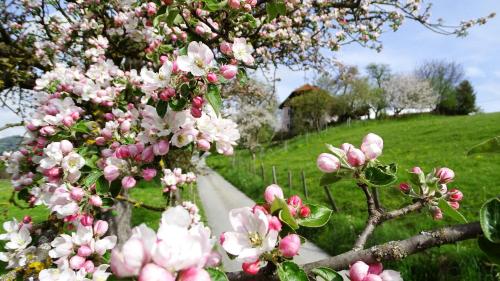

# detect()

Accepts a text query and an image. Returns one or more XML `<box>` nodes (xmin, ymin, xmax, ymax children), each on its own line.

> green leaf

<box><xmin>156</xmin><ymin>100</ymin><xmax>169</xmax><ymax>117</ymax></box>
<box><xmin>206</xmin><ymin>84</ymin><xmax>223</xmax><ymax>116</ymax></box>
<box><xmin>320</xmin><ymin>173</ymin><xmax>342</xmax><ymax>186</ymax></box>
<box><xmin>207</xmin><ymin>267</ymin><xmax>229</xmax><ymax>281</ymax></box>
<box><xmin>266</xmin><ymin>1</ymin><xmax>286</xmax><ymax>21</ymax></box>
<box><xmin>467</xmin><ymin>136</ymin><xmax>500</xmax><ymax>155</ymax></box>
<box><xmin>202</xmin><ymin>0</ymin><xmax>227</xmax><ymax>11</ymax></box>
<box><xmin>95</xmin><ymin>177</ymin><xmax>109</xmax><ymax>194</ymax></box>
<box><xmin>166</xmin><ymin>9</ymin><xmax>180</xmax><ymax>26</ymax></box>
<box><xmin>277</xmin><ymin>261</ymin><xmax>308</xmax><ymax>281</ymax></box>
<box><xmin>242</xmin><ymin>14</ymin><xmax>258</xmax><ymax>28</ymax></box>
<box><xmin>271</xmin><ymin>198</ymin><xmax>299</xmax><ymax>230</ymax></box>
<box><xmin>311</xmin><ymin>267</ymin><xmax>343</xmax><ymax>281</ymax></box>
<box><xmin>363</xmin><ymin>163</ymin><xmax>397</xmax><ymax>187</ymax></box>
<box><xmin>297</xmin><ymin>204</ymin><xmax>332</xmax><ymax>228</ymax></box>
<box><xmin>72</xmin><ymin>121</ymin><xmax>91</xmax><ymax>134</ymax></box>
<box><xmin>83</xmin><ymin>171</ymin><xmax>103</xmax><ymax>187</ymax></box>
<box><xmin>480</xmin><ymin>197</ymin><xmax>500</xmax><ymax>243</ymax></box>
<box><xmin>478</xmin><ymin>236</ymin><xmax>500</xmax><ymax>264</ymax></box>
<box><xmin>153</xmin><ymin>12</ymin><xmax>168</xmax><ymax>27</ymax></box>
<box><xmin>169</xmin><ymin>97</ymin><xmax>187</xmax><ymax>111</ymax></box>
<box><xmin>438</xmin><ymin>199</ymin><xmax>468</xmax><ymax>223</ymax></box>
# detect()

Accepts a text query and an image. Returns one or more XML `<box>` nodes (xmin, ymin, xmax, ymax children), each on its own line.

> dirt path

<box><xmin>196</xmin><ymin>166</ymin><xmax>330</xmax><ymax>272</ymax></box>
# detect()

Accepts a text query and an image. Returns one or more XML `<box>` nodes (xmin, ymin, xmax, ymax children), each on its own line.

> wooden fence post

<box><xmin>288</xmin><ymin>170</ymin><xmax>292</xmax><ymax>194</ymax></box>
<box><xmin>301</xmin><ymin>170</ymin><xmax>308</xmax><ymax>199</ymax></box>
<box><xmin>323</xmin><ymin>185</ymin><xmax>339</xmax><ymax>212</ymax></box>
<box><xmin>272</xmin><ymin>166</ymin><xmax>278</xmax><ymax>185</ymax></box>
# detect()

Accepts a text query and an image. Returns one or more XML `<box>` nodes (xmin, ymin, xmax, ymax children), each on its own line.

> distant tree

<box><xmin>366</xmin><ymin>63</ymin><xmax>392</xmax><ymax>118</ymax></box>
<box><xmin>289</xmin><ymin>89</ymin><xmax>335</xmax><ymax>134</ymax></box>
<box><xmin>415</xmin><ymin>60</ymin><xmax>465</xmax><ymax>113</ymax></box>
<box><xmin>455</xmin><ymin>80</ymin><xmax>477</xmax><ymax>114</ymax></box>
<box><xmin>336</xmin><ymin>78</ymin><xmax>371</xmax><ymax>121</ymax></box>
<box><xmin>382</xmin><ymin>74</ymin><xmax>437</xmax><ymax>116</ymax></box>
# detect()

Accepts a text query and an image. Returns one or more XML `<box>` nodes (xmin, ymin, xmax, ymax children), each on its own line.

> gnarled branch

<box><xmin>0</xmin><ymin>121</ymin><xmax>23</xmax><ymax>132</ymax></box>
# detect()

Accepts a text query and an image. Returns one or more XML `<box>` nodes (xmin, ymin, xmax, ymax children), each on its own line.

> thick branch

<box><xmin>0</xmin><ymin>122</ymin><xmax>23</xmax><ymax>132</ymax></box>
<box><xmin>226</xmin><ymin>222</ymin><xmax>482</xmax><ymax>281</ymax></box>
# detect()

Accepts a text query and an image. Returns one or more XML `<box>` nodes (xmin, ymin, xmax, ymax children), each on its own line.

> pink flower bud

<box><xmin>207</xmin><ymin>73</ymin><xmax>218</xmax><ymax>83</ymax></box>
<box><xmin>361</xmin><ymin>142</ymin><xmax>382</xmax><ymax>160</ymax></box>
<box><xmin>62</xmin><ymin>116</ymin><xmax>75</xmax><ymax>127</ymax></box>
<box><xmin>340</xmin><ymin>143</ymin><xmax>354</xmax><ymax>153</ymax></box>
<box><xmin>120</xmin><ymin>120</ymin><xmax>131</xmax><ymax>133</ymax></box>
<box><xmin>192</xmin><ymin>96</ymin><xmax>204</xmax><ymax>108</ymax></box>
<box><xmin>316</xmin><ymin>153</ymin><xmax>340</xmax><ymax>173</ymax></box>
<box><xmin>197</xmin><ymin>139</ymin><xmax>211</xmax><ymax>151</ymax></box>
<box><xmin>40</xmin><ymin>126</ymin><xmax>56</xmax><ymax>136</ymax></box>
<box><xmin>349</xmin><ymin>261</ymin><xmax>369</xmax><ymax>281</ymax></box>
<box><xmin>219</xmin><ymin>232</ymin><xmax>226</xmax><ymax>245</ymax></box>
<box><xmin>220</xmin><ymin>64</ymin><xmax>238</xmax><ymax>80</ymax></box>
<box><xmin>299</xmin><ymin>205</ymin><xmax>311</xmax><ymax>218</ymax></box>
<box><xmin>448</xmin><ymin>201</ymin><xmax>460</xmax><ymax>210</ymax></box>
<box><xmin>44</xmin><ymin>167</ymin><xmax>60</xmax><ymax>178</ymax></box>
<box><xmin>95</xmin><ymin>137</ymin><xmax>106</xmax><ymax>146</ymax></box>
<box><xmin>287</xmin><ymin>195</ymin><xmax>302</xmax><ymax>208</ymax></box>
<box><xmin>228</xmin><ymin>0</ymin><xmax>241</xmax><ymax>9</ymax></box>
<box><xmin>362</xmin><ymin>133</ymin><xmax>384</xmax><ymax>149</ymax></box>
<box><xmin>205</xmin><ymin>251</ymin><xmax>222</xmax><ymax>267</ymax></box>
<box><xmin>242</xmin><ymin>260</ymin><xmax>260</xmax><ymax>275</ymax></box>
<box><xmin>435</xmin><ymin>167</ymin><xmax>455</xmax><ymax>184</ymax></box>
<box><xmin>432</xmin><ymin>207</ymin><xmax>443</xmax><ymax>220</ymax></box>
<box><xmin>264</xmin><ymin>184</ymin><xmax>284</xmax><ymax>203</ymax></box>
<box><xmin>399</xmin><ymin>183</ymin><xmax>411</xmax><ymax>193</ymax></box>
<box><xmin>70</xmin><ymin>187</ymin><xmax>85</xmax><ymax>201</ymax></box>
<box><xmin>69</xmin><ymin>255</ymin><xmax>86</xmax><ymax>270</ymax></box>
<box><xmin>89</xmin><ymin>195</ymin><xmax>103</xmax><ymax>207</ymax></box>
<box><xmin>368</xmin><ymin>262</ymin><xmax>384</xmax><ymax>275</ymax></box>
<box><xmin>121</xmin><ymin>176</ymin><xmax>136</xmax><ymax>190</ymax></box>
<box><xmin>160</xmin><ymin>55</ymin><xmax>169</xmax><ymax>64</ymax></box>
<box><xmin>142</xmin><ymin>146</ymin><xmax>155</xmax><ymax>163</ymax></box>
<box><xmin>83</xmin><ymin>260</ymin><xmax>95</xmax><ymax>273</ymax></box>
<box><xmin>195</xmin><ymin>25</ymin><xmax>205</xmax><ymax>35</ymax></box>
<box><xmin>70</xmin><ymin>111</ymin><xmax>80</xmax><ymax>120</ymax></box>
<box><xmin>23</xmin><ymin>216</ymin><xmax>32</xmax><ymax>224</ymax></box>
<box><xmin>80</xmin><ymin>214</ymin><xmax>94</xmax><ymax>226</ymax></box>
<box><xmin>141</xmin><ymin>168</ymin><xmax>157</xmax><ymax>181</ymax></box>
<box><xmin>116</xmin><ymin>146</ymin><xmax>131</xmax><ymax>159</ymax></box>
<box><xmin>60</xmin><ymin>140</ymin><xmax>74</xmax><ymax>154</ymax></box>
<box><xmin>220</xmin><ymin>41</ymin><xmax>233</xmax><ymax>55</ymax></box>
<box><xmin>93</xmin><ymin>220</ymin><xmax>109</xmax><ymax>237</ymax></box>
<box><xmin>279</xmin><ymin>234</ymin><xmax>301</xmax><ymax>258</ymax></box>
<box><xmin>253</xmin><ymin>205</ymin><xmax>268</xmax><ymax>215</ymax></box>
<box><xmin>191</xmin><ymin>107</ymin><xmax>202</xmax><ymax>118</ymax></box>
<box><xmin>153</xmin><ymin>139</ymin><xmax>170</xmax><ymax>156</ymax></box>
<box><xmin>448</xmin><ymin>188</ymin><xmax>463</xmax><ymax>201</ymax></box>
<box><xmin>26</xmin><ymin>123</ymin><xmax>38</xmax><ymax>131</ymax></box>
<box><xmin>146</xmin><ymin>2</ymin><xmax>157</xmax><ymax>16</ymax></box>
<box><xmin>104</xmin><ymin>113</ymin><xmax>114</xmax><ymax>121</ymax></box>
<box><xmin>411</xmin><ymin>166</ymin><xmax>423</xmax><ymax>174</ymax></box>
<box><xmin>78</xmin><ymin>245</ymin><xmax>93</xmax><ymax>257</ymax></box>
<box><xmin>139</xmin><ymin>263</ymin><xmax>175</xmax><ymax>281</ymax></box>
<box><xmin>178</xmin><ymin>268</ymin><xmax>211</xmax><ymax>281</ymax></box>
<box><xmin>347</xmin><ymin>148</ymin><xmax>366</xmax><ymax>167</ymax></box>
<box><xmin>268</xmin><ymin>215</ymin><xmax>282</xmax><ymax>231</ymax></box>
<box><xmin>104</xmin><ymin>165</ymin><xmax>120</xmax><ymax>182</ymax></box>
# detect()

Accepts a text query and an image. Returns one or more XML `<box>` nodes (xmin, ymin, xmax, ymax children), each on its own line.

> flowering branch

<box><xmin>226</xmin><ymin>222</ymin><xmax>482</xmax><ymax>281</ymax></box>
<box><xmin>114</xmin><ymin>195</ymin><xmax>166</xmax><ymax>212</ymax></box>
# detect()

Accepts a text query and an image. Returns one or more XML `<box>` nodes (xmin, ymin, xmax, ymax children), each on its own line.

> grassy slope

<box><xmin>207</xmin><ymin>113</ymin><xmax>500</xmax><ymax>280</ymax></box>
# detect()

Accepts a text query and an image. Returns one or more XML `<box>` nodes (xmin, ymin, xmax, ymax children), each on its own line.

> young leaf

<box><xmin>169</xmin><ymin>97</ymin><xmax>187</xmax><ymax>111</ymax></box>
<box><xmin>479</xmin><ymin>197</ymin><xmax>500</xmax><ymax>243</ymax></box>
<box><xmin>467</xmin><ymin>136</ymin><xmax>500</xmax><ymax>155</ymax></box>
<box><xmin>277</xmin><ymin>261</ymin><xmax>308</xmax><ymax>281</ymax></box>
<box><xmin>156</xmin><ymin>100</ymin><xmax>169</xmax><ymax>117</ymax></box>
<box><xmin>311</xmin><ymin>267</ymin><xmax>343</xmax><ymax>281</ymax></box>
<box><xmin>271</xmin><ymin>198</ymin><xmax>299</xmax><ymax>230</ymax></box>
<box><xmin>297</xmin><ymin>204</ymin><xmax>332</xmax><ymax>228</ymax></box>
<box><xmin>206</xmin><ymin>268</ymin><xmax>229</xmax><ymax>281</ymax></box>
<box><xmin>83</xmin><ymin>171</ymin><xmax>103</xmax><ymax>187</ymax></box>
<box><xmin>438</xmin><ymin>199</ymin><xmax>467</xmax><ymax>223</ymax></box>
<box><xmin>363</xmin><ymin>163</ymin><xmax>397</xmax><ymax>187</ymax></box>
<box><xmin>206</xmin><ymin>84</ymin><xmax>223</xmax><ymax>116</ymax></box>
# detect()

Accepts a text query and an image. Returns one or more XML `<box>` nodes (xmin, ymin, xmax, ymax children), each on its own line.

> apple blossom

<box><xmin>347</xmin><ymin>148</ymin><xmax>366</xmax><ymax>167</ymax></box>
<box><xmin>317</xmin><ymin>153</ymin><xmax>341</xmax><ymax>173</ymax></box>
<box><xmin>436</xmin><ymin>167</ymin><xmax>455</xmax><ymax>184</ymax></box>
<box><xmin>264</xmin><ymin>184</ymin><xmax>284</xmax><ymax>203</ymax></box>
<box><xmin>232</xmin><ymin>38</ymin><xmax>254</xmax><ymax>65</ymax></box>
<box><xmin>122</xmin><ymin>176</ymin><xmax>137</xmax><ymax>189</ymax></box>
<box><xmin>176</xmin><ymin>41</ymin><xmax>214</xmax><ymax>76</ymax></box>
<box><xmin>242</xmin><ymin>259</ymin><xmax>261</xmax><ymax>275</ymax></box>
<box><xmin>139</xmin><ymin>263</ymin><xmax>175</xmax><ymax>281</ymax></box>
<box><xmin>178</xmin><ymin>267</ymin><xmax>211</xmax><ymax>281</ymax></box>
<box><xmin>279</xmin><ymin>234</ymin><xmax>301</xmax><ymax>258</ymax></box>
<box><xmin>220</xmin><ymin>64</ymin><xmax>238</xmax><ymax>79</ymax></box>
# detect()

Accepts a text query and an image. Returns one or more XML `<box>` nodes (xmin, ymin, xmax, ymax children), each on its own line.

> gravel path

<box><xmin>196</xmin><ymin>166</ymin><xmax>330</xmax><ymax>272</ymax></box>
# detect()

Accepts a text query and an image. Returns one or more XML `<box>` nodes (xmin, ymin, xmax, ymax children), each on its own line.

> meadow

<box><xmin>207</xmin><ymin>113</ymin><xmax>500</xmax><ymax>280</ymax></box>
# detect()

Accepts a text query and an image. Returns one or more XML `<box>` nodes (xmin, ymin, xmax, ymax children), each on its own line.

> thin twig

<box><xmin>115</xmin><ymin>195</ymin><xmax>166</xmax><ymax>212</ymax></box>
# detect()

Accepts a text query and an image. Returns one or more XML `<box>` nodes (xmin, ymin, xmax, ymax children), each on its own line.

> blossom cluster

<box><xmin>221</xmin><ymin>184</ymin><xmax>313</xmax><ymax>275</ymax></box>
<box><xmin>110</xmin><ymin>205</ymin><xmax>218</xmax><ymax>281</ymax></box>
<box><xmin>0</xmin><ymin>217</ymin><xmax>34</xmax><ymax>269</ymax></box>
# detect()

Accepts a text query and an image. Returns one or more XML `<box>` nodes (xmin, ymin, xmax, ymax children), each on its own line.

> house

<box><xmin>279</xmin><ymin>84</ymin><xmax>336</xmax><ymax>132</ymax></box>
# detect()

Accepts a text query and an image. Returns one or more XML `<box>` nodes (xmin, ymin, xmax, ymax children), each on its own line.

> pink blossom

<box><xmin>220</xmin><ymin>41</ymin><xmax>233</xmax><ymax>55</ymax></box>
<box><xmin>435</xmin><ymin>167</ymin><xmax>455</xmax><ymax>184</ymax></box>
<box><xmin>153</xmin><ymin>140</ymin><xmax>170</xmax><ymax>156</ymax></box>
<box><xmin>89</xmin><ymin>195</ymin><xmax>103</xmax><ymax>207</ymax></box>
<box><xmin>228</xmin><ymin>0</ymin><xmax>241</xmax><ymax>9</ymax></box>
<box><xmin>60</xmin><ymin>140</ymin><xmax>74</xmax><ymax>154</ymax></box>
<box><xmin>316</xmin><ymin>153</ymin><xmax>340</xmax><ymax>173</ymax></box>
<box><xmin>142</xmin><ymin>168</ymin><xmax>157</xmax><ymax>181</ymax></box>
<box><xmin>122</xmin><ymin>176</ymin><xmax>137</xmax><ymax>189</ymax></box>
<box><xmin>279</xmin><ymin>234</ymin><xmax>301</xmax><ymax>258</ymax></box>
<box><xmin>77</xmin><ymin>245</ymin><xmax>92</xmax><ymax>257</ymax></box>
<box><xmin>69</xmin><ymin>255</ymin><xmax>86</xmax><ymax>270</ymax></box>
<box><xmin>299</xmin><ymin>205</ymin><xmax>311</xmax><ymax>218</ymax></box>
<box><xmin>399</xmin><ymin>183</ymin><xmax>411</xmax><ymax>193</ymax></box>
<box><xmin>242</xmin><ymin>260</ymin><xmax>261</xmax><ymax>275</ymax></box>
<box><xmin>178</xmin><ymin>268</ymin><xmax>211</xmax><ymax>281</ymax></box>
<box><xmin>138</xmin><ymin>263</ymin><xmax>175</xmax><ymax>281</ymax></box>
<box><xmin>264</xmin><ymin>184</ymin><xmax>284</xmax><ymax>203</ymax></box>
<box><xmin>287</xmin><ymin>195</ymin><xmax>302</xmax><ymax>208</ymax></box>
<box><xmin>104</xmin><ymin>165</ymin><xmax>120</xmax><ymax>182</ymax></box>
<box><xmin>70</xmin><ymin>187</ymin><xmax>85</xmax><ymax>201</ymax></box>
<box><xmin>93</xmin><ymin>220</ymin><xmax>109</xmax><ymax>237</ymax></box>
<box><xmin>347</xmin><ymin>148</ymin><xmax>366</xmax><ymax>167</ymax></box>
<box><xmin>448</xmin><ymin>188</ymin><xmax>463</xmax><ymax>201</ymax></box>
<box><xmin>197</xmin><ymin>139</ymin><xmax>211</xmax><ymax>151</ymax></box>
<box><xmin>220</xmin><ymin>64</ymin><xmax>238</xmax><ymax>79</ymax></box>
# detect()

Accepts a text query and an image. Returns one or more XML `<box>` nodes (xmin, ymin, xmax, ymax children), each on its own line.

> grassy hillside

<box><xmin>207</xmin><ymin>113</ymin><xmax>500</xmax><ymax>280</ymax></box>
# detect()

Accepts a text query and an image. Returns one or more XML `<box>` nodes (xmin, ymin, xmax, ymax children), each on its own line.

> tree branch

<box><xmin>0</xmin><ymin>122</ymin><xmax>23</xmax><ymax>132</ymax></box>
<box><xmin>114</xmin><ymin>195</ymin><xmax>166</xmax><ymax>212</ymax></box>
<box><xmin>226</xmin><ymin>222</ymin><xmax>482</xmax><ymax>281</ymax></box>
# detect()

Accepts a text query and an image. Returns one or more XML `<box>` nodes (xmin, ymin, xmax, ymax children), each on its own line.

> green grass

<box><xmin>207</xmin><ymin>113</ymin><xmax>500</xmax><ymax>280</ymax></box>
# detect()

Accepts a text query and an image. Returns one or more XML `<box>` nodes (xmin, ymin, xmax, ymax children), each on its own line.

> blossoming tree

<box><xmin>0</xmin><ymin>0</ymin><xmax>499</xmax><ymax>280</ymax></box>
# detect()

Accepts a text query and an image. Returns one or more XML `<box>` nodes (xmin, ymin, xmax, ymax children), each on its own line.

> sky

<box><xmin>1</xmin><ymin>0</ymin><xmax>499</xmax><ymax>138</ymax></box>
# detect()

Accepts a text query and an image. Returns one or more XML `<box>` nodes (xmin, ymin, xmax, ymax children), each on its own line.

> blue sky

<box><xmin>1</xmin><ymin>1</ymin><xmax>499</xmax><ymax>138</ymax></box>
<box><xmin>270</xmin><ymin>0</ymin><xmax>500</xmax><ymax>112</ymax></box>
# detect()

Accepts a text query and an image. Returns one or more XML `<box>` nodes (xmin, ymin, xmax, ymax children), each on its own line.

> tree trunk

<box><xmin>107</xmin><ymin>192</ymin><xmax>132</xmax><ymax>247</ymax></box>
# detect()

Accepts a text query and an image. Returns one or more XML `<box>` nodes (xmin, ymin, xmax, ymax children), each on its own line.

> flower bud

<box><xmin>316</xmin><ymin>153</ymin><xmax>340</xmax><ymax>173</ymax></box>
<box><xmin>349</xmin><ymin>261</ymin><xmax>369</xmax><ymax>281</ymax></box>
<box><xmin>242</xmin><ymin>260</ymin><xmax>260</xmax><ymax>275</ymax></box>
<box><xmin>78</xmin><ymin>245</ymin><xmax>93</xmax><ymax>257</ymax></box>
<box><xmin>435</xmin><ymin>167</ymin><xmax>455</xmax><ymax>184</ymax></box>
<box><xmin>93</xmin><ymin>220</ymin><xmax>109</xmax><ymax>237</ymax></box>
<box><xmin>40</xmin><ymin>126</ymin><xmax>56</xmax><ymax>136</ymax></box>
<box><xmin>116</xmin><ymin>146</ymin><xmax>131</xmax><ymax>159</ymax></box>
<box><xmin>139</xmin><ymin>263</ymin><xmax>175</xmax><ymax>281</ymax></box>
<box><xmin>340</xmin><ymin>143</ymin><xmax>354</xmax><ymax>153</ymax></box>
<box><xmin>361</xmin><ymin>142</ymin><xmax>382</xmax><ymax>160</ymax></box>
<box><xmin>207</xmin><ymin>73</ymin><xmax>218</xmax><ymax>83</ymax></box>
<box><xmin>220</xmin><ymin>41</ymin><xmax>232</xmax><ymax>55</ymax></box>
<box><xmin>399</xmin><ymin>183</ymin><xmax>411</xmax><ymax>193</ymax></box>
<box><xmin>23</xmin><ymin>216</ymin><xmax>32</xmax><ymax>224</ymax></box>
<box><xmin>432</xmin><ymin>207</ymin><xmax>443</xmax><ymax>220</ymax></box>
<box><xmin>228</xmin><ymin>0</ymin><xmax>241</xmax><ymax>9</ymax></box>
<box><xmin>191</xmin><ymin>107</ymin><xmax>202</xmax><ymax>118</ymax></box>
<box><xmin>142</xmin><ymin>146</ymin><xmax>155</xmax><ymax>163</ymax></box>
<box><xmin>70</xmin><ymin>187</ymin><xmax>85</xmax><ymax>202</ymax></box>
<box><xmin>299</xmin><ymin>205</ymin><xmax>311</xmax><ymax>218</ymax></box>
<box><xmin>104</xmin><ymin>165</ymin><xmax>120</xmax><ymax>182</ymax></box>
<box><xmin>220</xmin><ymin>64</ymin><xmax>238</xmax><ymax>79</ymax></box>
<box><xmin>268</xmin><ymin>215</ymin><xmax>282</xmax><ymax>231</ymax></box>
<box><xmin>192</xmin><ymin>96</ymin><xmax>204</xmax><ymax>108</ymax></box>
<box><xmin>80</xmin><ymin>214</ymin><xmax>94</xmax><ymax>226</ymax></box>
<box><xmin>448</xmin><ymin>201</ymin><xmax>460</xmax><ymax>210</ymax></box>
<box><xmin>95</xmin><ymin>137</ymin><xmax>106</xmax><ymax>146</ymax></box>
<box><xmin>69</xmin><ymin>255</ymin><xmax>86</xmax><ymax>270</ymax></box>
<box><xmin>121</xmin><ymin>176</ymin><xmax>136</xmax><ymax>189</ymax></box>
<box><xmin>362</xmin><ymin>133</ymin><xmax>383</xmax><ymax>149</ymax></box>
<box><xmin>287</xmin><ymin>195</ymin><xmax>302</xmax><ymax>208</ymax></box>
<box><xmin>153</xmin><ymin>140</ymin><xmax>170</xmax><ymax>156</ymax></box>
<box><xmin>448</xmin><ymin>188</ymin><xmax>463</xmax><ymax>201</ymax></box>
<box><xmin>197</xmin><ymin>139</ymin><xmax>211</xmax><ymax>151</ymax></box>
<box><xmin>60</xmin><ymin>140</ymin><xmax>74</xmax><ymax>154</ymax></box>
<box><xmin>89</xmin><ymin>195</ymin><xmax>103</xmax><ymax>207</ymax></box>
<box><xmin>142</xmin><ymin>168</ymin><xmax>157</xmax><ymax>181</ymax></box>
<box><xmin>347</xmin><ymin>148</ymin><xmax>366</xmax><ymax>167</ymax></box>
<box><xmin>178</xmin><ymin>268</ymin><xmax>211</xmax><ymax>281</ymax></box>
<box><xmin>83</xmin><ymin>260</ymin><xmax>95</xmax><ymax>273</ymax></box>
<box><xmin>264</xmin><ymin>184</ymin><xmax>284</xmax><ymax>203</ymax></box>
<box><xmin>279</xmin><ymin>234</ymin><xmax>301</xmax><ymax>258</ymax></box>
<box><xmin>410</xmin><ymin>166</ymin><xmax>423</xmax><ymax>174</ymax></box>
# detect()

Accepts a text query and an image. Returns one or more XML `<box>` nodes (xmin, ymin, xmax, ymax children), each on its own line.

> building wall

<box><xmin>280</xmin><ymin>107</ymin><xmax>291</xmax><ymax>132</ymax></box>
